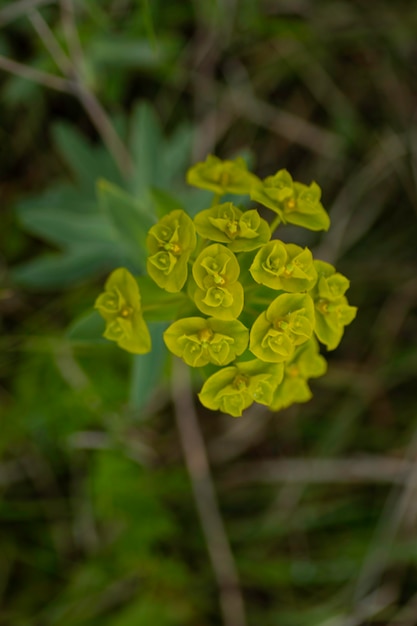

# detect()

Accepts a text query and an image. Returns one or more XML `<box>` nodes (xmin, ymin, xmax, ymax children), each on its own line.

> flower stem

<box><xmin>269</xmin><ymin>214</ymin><xmax>281</xmax><ymax>236</ymax></box>
<box><xmin>212</xmin><ymin>192</ymin><xmax>222</xmax><ymax>206</ymax></box>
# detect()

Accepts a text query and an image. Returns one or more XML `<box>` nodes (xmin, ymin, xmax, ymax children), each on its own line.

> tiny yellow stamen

<box><xmin>226</xmin><ymin>220</ymin><xmax>239</xmax><ymax>237</ymax></box>
<box><xmin>163</xmin><ymin>242</ymin><xmax>182</xmax><ymax>255</ymax></box>
<box><xmin>288</xmin><ymin>365</ymin><xmax>299</xmax><ymax>378</ymax></box>
<box><xmin>198</xmin><ymin>328</ymin><xmax>214</xmax><ymax>344</ymax></box>
<box><xmin>316</xmin><ymin>299</ymin><xmax>329</xmax><ymax>315</ymax></box>
<box><xmin>220</xmin><ymin>172</ymin><xmax>230</xmax><ymax>187</ymax></box>
<box><xmin>274</xmin><ymin>318</ymin><xmax>289</xmax><ymax>330</ymax></box>
<box><xmin>233</xmin><ymin>374</ymin><xmax>249</xmax><ymax>391</ymax></box>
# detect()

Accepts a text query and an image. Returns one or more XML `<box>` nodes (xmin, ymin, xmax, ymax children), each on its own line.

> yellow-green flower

<box><xmin>270</xmin><ymin>338</ymin><xmax>327</xmax><ymax>411</ymax></box>
<box><xmin>250</xmin><ymin>293</ymin><xmax>315</xmax><ymax>362</ymax></box>
<box><xmin>250</xmin><ymin>241</ymin><xmax>317</xmax><ymax>292</ymax></box>
<box><xmin>95</xmin><ymin>268</ymin><xmax>151</xmax><ymax>354</ymax></box>
<box><xmin>251</xmin><ymin>169</ymin><xmax>330</xmax><ymax>231</ymax></box>
<box><xmin>164</xmin><ymin>317</ymin><xmax>249</xmax><ymax>367</ymax></box>
<box><xmin>192</xmin><ymin>243</ymin><xmax>244</xmax><ymax>320</ymax></box>
<box><xmin>194</xmin><ymin>202</ymin><xmax>270</xmax><ymax>252</ymax></box>
<box><xmin>187</xmin><ymin>155</ymin><xmax>259</xmax><ymax>195</ymax></box>
<box><xmin>310</xmin><ymin>260</ymin><xmax>357</xmax><ymax>350</ymax></box>
<box><xmin>147</xmin><ymin>210</ymin><xmax>196</xmax><ymax>293</ymax></box>
<box><xmin>198</xmin><ymin>359</ymin><xmax>284</xmax><ymax>417</ymax></box>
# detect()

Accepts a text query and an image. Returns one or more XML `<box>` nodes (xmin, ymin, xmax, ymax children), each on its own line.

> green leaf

<box><xmin>160</xmin><ymin>123</ymin><xmax>193</xmax><ymax>188</ymax></box>
<box><xmin>128</xmin><ymin>105</ymin><xmax>193</xmax><ymax>202</ymax></box>
<box><xmin>67</xmin><ymin>309</ymin><xmax>107</xmax><ymax>345</ymax></box>
<box><xmin>12</xmin><ymin>244</ymin><xmax>125</xmax><ymax>289</ymax></box>
<box><xmin>129</xmin><ymin>102</ymin><xmax>164</xmax><ymax>199</ymax></box>
<box><xmin>151</xmin><ymin>188</ymin><xmax>185</xmax><ymax>219</ymax></box>
<box><xmin>98</xmin><ymin>179</ymin><xmax>155</xmax><ymax>272</ymax></box>
<box><xmin>129</xmin><ymin>322</ymin><xmax>168</xmax><ymax>410</ymax></box>
<box><xmin>52</xmin><ymin>122</ymin><xmax>122</xmax><ymax>192</ymax></box>
<box><xmin>138</xmin><ymin>275</ymin><xmax>188</xmax><ymax>321</ymax></box>
<box><xmin>15</xmin><ymin>183</ymin><xmax>100</xmax><ymax>215</ymax></box>
<box><xmin>16</xmin><ymin>206</ymin><xmax>116</xmax><ymax>249</ymax></box>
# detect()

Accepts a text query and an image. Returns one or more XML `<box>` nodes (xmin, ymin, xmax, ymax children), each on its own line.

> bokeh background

<box><xmin>1</xmin><ymin>1</ymin><xmax>417</xmax><ymax>625</ymax></box>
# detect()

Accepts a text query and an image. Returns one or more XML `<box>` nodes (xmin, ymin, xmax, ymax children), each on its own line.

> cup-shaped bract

<box><xmin>95</xmin><ymin>268</ymin><xmax>151</xmax><ymax>354</ymax></box>
<box><xmin>186</xmin><ymin>154</ymin><xmax>259</xmax><ymax>196</ymax></box>
<box><xmin>192</xmin><ymin>243</ymin><xmax>243</xmax><ymax>320</ymax></box>
<box><xmin>250</xmin><ymin>293</ymin><xmax>315</xmax><ymax>362</ymax></box>
<box><xmin>250</xmin><ymin>241</ymin><xmax>317</xmax><ymax>292</ymax></box>
<box><xmin>198</xmin><ymin>359</ymin><xmax>284</xmax><ymax>417</ymax></box>
<box><xmin>164</xmin><ymin>317</ymin><xmax>249</xmax><ymax>367</ymax></box>
<box><xmin>194</xmin><ymin>202</ymin><xmax>270</xmax><ymax>252</ymax></box>
<box><xmin>310</xmin><ymin>260</ymin><xmax>357</xmax><ymax>350</ymax></box>
<box><xmin>270</xmin><ymin>338</ymin><xmax>327</xmax><ymax>411</ymax></box>
<box><xmin>147</xmin><ymin>210</ymin><xmax>197</xmax><ymax>293</ymax></box>
<box><xmin>251</xmin><ymin>169</ymin><xmax>330</xmax><ymax>231</ymax></box>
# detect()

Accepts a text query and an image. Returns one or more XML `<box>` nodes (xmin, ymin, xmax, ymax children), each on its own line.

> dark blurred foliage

<box><xmin>1</xmin><ymin>1</ymin><xmax>417</xmax><ymax>624</ymax></box>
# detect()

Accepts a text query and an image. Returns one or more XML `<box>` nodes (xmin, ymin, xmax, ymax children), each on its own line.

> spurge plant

<box><xmin>95</xmin><ymin>155</ymin><xmax>357</xmax><ymax>416</ymax></box>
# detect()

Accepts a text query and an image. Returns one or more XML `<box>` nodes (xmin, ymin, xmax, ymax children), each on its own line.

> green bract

<box><xmin>310</xmin><ymin>260</ymin><xmax>357</xmax><ymax>350</ymax></box>
<box><xmin>251</xmin><ymin>169</ymin><xmax>330</xmax><ymax>231</ymax></box>
<box><xmin>192</xmin><ymin>243</ymin><xmax>244</xmax><ymax>320</ymax></box>
<box><xmin>163</xmin><ymin>317</ymin><xmax>249</xmax><ymax>367</ymax></box>
<box><xmin>270</xmin><ymin>338</ymin><xmax>327</xmax><ymax>411</ymax></box>
<box><xmin>147</xmin><ymin>209</ymin><xmax>197</xmax><ymax>293</ymax></box>
<box><xmin>95</xmin><ymin>268</ymin><xmax>151</xmax><ymax>354</ymax></box>
<box><xmin>250</xmin><ymin>241</ymin><xmax>317</xmax><ymax>292</ymax></box>
<box><xmin>91</xmin><ymin>155</ymin><xmax>356</xmax><ymax>417</ymax></box>
<box><xmin>194</xmin><ymin>202</ymin><xmax>270</xmax><ymax>252</ymax></box>
<box><xmin>186</xmin><ymin>155</ymin><xmax>259</xmax><ymax>195</ymax></box>
<box><xmin>198</xmin><ymin>359</ymin><xmax>284</xmax><ymax>417</ymax></box>
<box><xmin>250</xmin><ymin>293</ymin><xmax>315</xmax><ymax>362</ymax></box>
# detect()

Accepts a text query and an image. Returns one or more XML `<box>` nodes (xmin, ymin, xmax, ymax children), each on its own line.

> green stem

<box><xmin>142</xmin><ymin>294</ymin><xmax>186</xmax><ymax>319</ymax></box>
<box><xmin>193</xmin><ymin>236</ymin><xmax>209</xmax><ymax>260</ymax></box>
<box><xmin>212</xmin><ymin>192</ymin><xmax>222</xmax><ymax>206</ymax></box>
<box><xmin>252</xmin><ymin>298</ymin><xmax>274</xmax><ymax>307</ymax></box>
<box><xmin>243</xmin><ymin>283</ymin><xmax>260</xmax><ymax>294</ymax></box>
<box><xmin>269</xmin><ymin>214</ymin><xmax>281</xmax><ymax>236</ymax></box>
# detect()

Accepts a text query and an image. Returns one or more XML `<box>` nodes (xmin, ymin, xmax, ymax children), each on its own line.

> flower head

<box><xmin>270</xmin><ymin>338</ymin><xmax>327</xmax><ymax>411</ymax></box>
<box><xmin>310</xmin><ymin>260</ymin><xmax>357</xmax><ymax>350</ymax></box>
<box><xmin>164</xmin><ymin>317</ymin><xmax>249</xmax><ymax>367</ymax></box>
<box><xmin>198</xmin><ymin>359</ymin><xmax>284</xmax><ymax>417</ymax></box>
<box><xmin>187</xmin><ymin>155</ymin><xmax>259</xmax><ymax>195</ymax></box>
<box><xmin>194</xmin><ymin>202</ymin><xmax>270</xmax><ymax>252</ymax></box>
<box><xmin>191</xmin><ymin>243</ymin><xmax>244</xmax><ymax>320</ymax></box>
<box><xmin>250</xmin><ymin>241</ymin><xmax>317</xmax><ymax>292</ymax></box>
<box><xmin>147</xmin><ymin>210</ymin><xmax>196</xmax><ymax>292</ymax></box>
<box><xmin>251</xmin><ymin>169</ymin><xmax>330</xmax><ymax>231</ymax></box>
<box><xmin>95</xmin><ymin>268</ymin><xmax>151</xmax><ymax>354</ymax></box>
<box><xmin>250</xmin><ymin>293</ymin><xmax>315</xmax><ymax>362</ymax></box>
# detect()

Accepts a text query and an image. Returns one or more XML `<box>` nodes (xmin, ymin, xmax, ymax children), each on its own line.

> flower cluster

<box><xmin>95</xmin><ymin>156</ymin><xmax>357</xmax><ymax>417</ymax></box>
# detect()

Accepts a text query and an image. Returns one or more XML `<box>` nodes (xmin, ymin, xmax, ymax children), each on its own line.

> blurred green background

<box><xmin>1</xmin><ymin>1</ymin><xmax>417</xmax><ymax>624</ymax></box>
